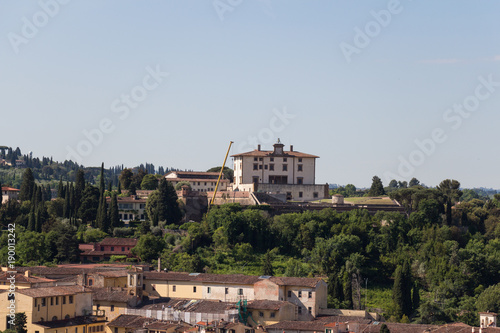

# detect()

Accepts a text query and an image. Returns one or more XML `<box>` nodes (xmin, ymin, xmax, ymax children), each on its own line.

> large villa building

<box><xmin>231</xmin><ymin>140</ymin><xmax>328</xmax><ymax>201</ymax></box>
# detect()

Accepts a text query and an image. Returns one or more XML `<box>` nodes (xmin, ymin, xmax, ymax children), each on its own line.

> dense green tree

<box><xmin>438</xmin><ymin>179</ymin><xmax>462</xmax><ymax>225</ymax></box>
<box><xmin>206</xmin><ymin>166</ymin><xmax>234</xmax><ymax>182</ymax></box>
<box><xmin>409</xmin><ymin>177</ymin><xmax>420</xmax><ymax>187</ymax></box>
<box><xmin>141</xmin><ymin>174</ymin><xmax>159</xmax><ymax>190</ymax></box>
<box><xmin>74</xmin><ymin>169</ymin><xmax>85</xmax><ymax>212</ymax></box>
<box><xmin>476</xmin><ymin>283</ymin><xmax>500</xmax><ymax>313</ymax></box>
<box><xmin>78</xmin><ymin>186</ymin><xmax>99</xmax><ymax>224</ymax></box>
<box><xmin>119</xmin><ymin>168</ymin><xmax>133</xmax><ymax>190</ymax></box>
<box><xmin>379</xmin><ymin>323</ymin><xmax>390</xmax><ymax>333</ymax></box>
<box><xmin>343</xmin><ymin>269</ymin><xmax>353</xmax><ymax>309</ymax></box>
<box><xmin>131</xmin><ymin>234</ymin><xmax>165</xmax><ymax>262</ymax></box>
<box><xmin>368</xmin><ymin>176</ymin><xmax>385</xmax><ymax>196</ymax></box>
<box><xmin>13</xmin><ymin>312</ymin><xmax>27</xmax><ymax>333</ymax></box>
<box><xmin>19</xmin><ymin>168</ymin><xmax>35</xmax><ymax>201</ymax></box>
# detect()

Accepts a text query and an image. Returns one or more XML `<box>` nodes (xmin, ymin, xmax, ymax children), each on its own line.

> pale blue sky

<box><xmin>1</xmin><ymin>1</ymin><xmax>499</xmax><ymax>188</ymax></box>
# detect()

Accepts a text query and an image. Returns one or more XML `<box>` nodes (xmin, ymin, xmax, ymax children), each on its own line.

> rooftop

<box><xmin>15</xmin><ymin>285</ymin><xmax>88</xmax><ymax>298</ymax></box>
<box><xmin>231</xmin><ymin>149</ymin><xmax>319</xmax><ymax>159</ymax></box>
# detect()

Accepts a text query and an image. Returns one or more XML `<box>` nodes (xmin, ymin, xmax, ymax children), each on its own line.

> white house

<box><xmin>231</xmin><ymin>139</ymin><xmax>328</xmax><ymax>201</ymax></box>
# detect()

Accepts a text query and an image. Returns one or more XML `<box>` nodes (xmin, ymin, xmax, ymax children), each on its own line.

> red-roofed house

<box><xmin>1</xmin><ymin>186</ymin><xmax>19</xmax><ymax>204</ymax></box>
<box><xmin>165</xmin><ymin>171</ymin><xmax>230</xmax><ymax>192</ymax></box>
<box><xmin>231</xmin><ymin>139</ymin><xmax>328</xmax><ymax>201</ymax></box>
<box><xmin>79</xmin><ymin>238</ymin><xmax>138</xmax><ymax>262</ymax></box>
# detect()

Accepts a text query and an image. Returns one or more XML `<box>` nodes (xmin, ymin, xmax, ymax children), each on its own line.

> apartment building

<box><xmin>0</xmin><ymin>285</ymin><xmax>105</xmax><ymax>333</ymax></box>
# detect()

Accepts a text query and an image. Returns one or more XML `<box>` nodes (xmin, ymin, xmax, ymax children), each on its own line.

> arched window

<box><xmin>40</xmin><ymin>318</ymin><xmax>44</xmax><ymax>322</ymax></box>
<box><xmin>52</xmin><ymin>316</ymin><xmax>58</xmax><ymax>321</ymax></box>
<box><xmin>65</xmin><ymin>315</ymin><xmax>71</xmax><ymax>320</ymax></box>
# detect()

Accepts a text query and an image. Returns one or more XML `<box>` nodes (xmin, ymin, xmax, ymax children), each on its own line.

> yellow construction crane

<box><xmin>209</xmin><ymin>141</ymin><xmax>233</xmax><ymax>208</ymax></box>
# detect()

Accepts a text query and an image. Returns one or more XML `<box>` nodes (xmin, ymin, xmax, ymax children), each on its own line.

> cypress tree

<box><xmin>262</xmin><ymin>250</ymin><xmax>274</xmax><ymax>276</ymax></box>
<box><xmin>28</xmin><ymin>209</ymin><xmax>35</xmax><ymax>231</ymax></box>
<box><xmin>109</xmin><ymin>192</ymin><xmax>120</xmax><ymax>230</ymax></box>
<box><xmin>64</xmin><ymin>183</ymin><xmax>71</xmax><ymax>219</ymax></box>
<box><xmin>108</xmin><ymin>180</ymin><xmax>112</xmax><ymax>192</ymax></box>
<box><xmin>19</xmin><ymin>168</ymin><xmax>35</xmax><ymax>201</ymax></box>
<box><xmin>157</xmin><ymin>179</ymin><xmax>182</xmax><ymax>224</ymax></box>
<box><xmin>343</xmin><ymin>270</ymin><xmax>353</xmax><ymax>309</ymax></box>
<box><xmin>57</xmin><ymin>176</ymin><xmax>64</xmax><ymax>198</ymax></box>
<box><xmin>393</xmin><ymin>262</ymin><xmax>412</xmax><ymax>319</ymax></box>
<box><xmin>75</xmin><ymin>169</ymin><xmax>85</xmax><ymax>212</ymax></box>
<box><xmin>117</xmin><ymin>181</ymin><xmax>122</xmax><ymax>194</ymax></box>
<box><xmin>99</xmin><ymin>162</ymin><xmax>105</xmax><ymax>196</ymax></box>
<box><xmin>412</xmin><ymin>282</ymin><xmax>420</xmax><ymax>315</ymax></box>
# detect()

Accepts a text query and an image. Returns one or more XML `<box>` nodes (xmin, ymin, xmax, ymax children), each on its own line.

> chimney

<box><xmin>257</xmin><ymin>144</ymin><xmax>261</xmax><ymax>151</ymax></box>
<box><xmin>290</xmin><ymin>145</ymin><xmax>293</xmax><ymax>152</ymax></box>
<box><xmin>25</xmin><ymin>270</ymin><xmax>30</xmax><ymax>277</ymax></box>
<box><xmin>472</xmin><ymin>328</ymin><xmax>475</xmax><ymax>333</ymax></box>
<box><xmin>158</xmin><ymin>257</ymin><xmax>161</xmax><ymax>272</ymax></box>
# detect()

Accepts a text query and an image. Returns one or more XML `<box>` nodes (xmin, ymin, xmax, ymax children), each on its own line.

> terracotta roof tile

<box><xmin>268</xmin><ymin>276</ymin><xmax>324</xmax><ymax>288</ymax></box>
<box><xmin>35</xmin><ymin>316</ymin><xmax>106</xmax><ymax>329</ymax></box>
<box><xmin>0</xmin><ymin>272</ymin><xmax>55</xmax><ymax>284</ymax></box>
<box><xmin>247</xmin><ymin>300</ymin><xmax>294</xmax><ymax>311</ymax></box>
<box><xmin>98</xmin><ymin>238</ymin><xmax>138</xmax><ymax>246</ymax></box>
<box><xmin>138</xmin><ymin>298</ymin><xmax>236</xmax><ymax>313</ymax></box>
<box><xmin>17</xmin><ymin>285</ymin><xmax>88</xmax><ymax>298</ymax></box>
<box><xmin>91</xmin><ymin>287</ymin><xmax>135</xmax><ymax>303</ymax></box>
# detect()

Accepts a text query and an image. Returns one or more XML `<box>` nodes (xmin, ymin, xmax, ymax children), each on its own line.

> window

<box><xmin>51</xmin><ymin>297</ymin><xmax>54</xmax><ymax>306</ymax></box>
<box><xmin>299</xmin><ymin>192</ymin><xmax>303</xmax><ymax>198</ymax></box>
<box><xmin>264</xmin><ymin>165</ymin><xmax>268</xmax><ymax>170</ymax></box>
<box><xmin>111</xmin><ymin>247</ymin><xmax>114</xmax><ymax>251</ymax></box>
<box><xmin>269</xmin><ymin>164</ymin><xmax>274</xmax><ymax>171</ymax></box>
<box><xmin>253</xmin><ymin>164</ymin><xmax>258</xmax><ymax>170</ymax></box>
<box><xmin>193</xmin><ymin>286</ymin><xmax>197</xmax><ymax>293</ymax></box>
<box><xmin>298</xmin><ymin>158</ymin><xmax>302</xmax><ymax>162</ymax></box>
<box><xmin>75</xmin><ymin>328</ymin><xmax>78</xmax><ymax>333</ymax></box>
<box><xmin>65</xmin><ymin>315</ymin><xmax>70</xmax><ymax>319</ymax></box>
<box><xmin>225</xmin><ymin>288</ymin><xmax>229</xmax><ymax>294</ymax></box>
<box><xmin>308</xmin><ymin>291</ymin><xmax>312</xmax><ymax>298</ymax></box>
<box><xmin>100</xmin><ymin>246</ymin><xmax>104</xmax><ymax>251</ymax></box>
<box><xmin>56</xmin><ymin>297</ymin><xmax>59</xmax><ymax>305</ymax></box>
<box><xmin>298</xmin><ymin>291</ymin><xmax>302</xmax><ymax>298</ymax></box>
<box><xmin>88</xmin><ymin>279</ymin><xmax>93</xmax><ymax>286</ymax></box>
<box><xmin>114</xmin><ymin>328</ymin><xmax>118</xmax><ymax>333</ymax></box>
<box><xmin>122</xmin><ymin>247</ymin><xmax>125</xmax><ymax>251</ymax></box>
<box><xmin>298</xmin><ymin>164</ymin><xmax>303</xmax><ymax>171</ymax></box>
<box><xmin>42</xmin><ymin>298</ymin><xmax>46</xmax><ymax>306</ymax></box>
<box><xmin>204</xmin><ymin>182</ymin><xmax>207</xmax><ymax>186</ymax></box>
<box><xmin>298</xmin><ymin>307</ymin><xmax>302</xmax><ymax>314</ymax></box>
<box><xmin>270</xmin><ymin>157</ymin><xmax>274</xmax><ymax>162</ymax></box>
<box><xmin>308</xmin><ymin>307</ymin><xmax>312</xmax><ymax>314</ymax></box>
<box><xmin>63</xmin><ymin>296</ymin><xmax>66</xmax><ymax>304</ymax></box>
<box><xmin>287</xmin><ymin>291</ymin><xmax>292</xmax><ymax>298</ymax></box>
<box><xmin>35</xmin><ymin>299</ymin><xmax>37</xmax><ymax>307</ymax></box>
<box><xmin>259</xmin><ymin>312</ymin><xmax>264</xmax><ymax>318</ymax></box>
<box><xmin>270</xmin><ymin>312</ymin><xmax>275</xmax><ymax>318</ymax></box>
<box><xmin>252</xmin><ymin>176</ymin><xmax>259</xmax><ymax>184</ymax></box>
<box><xmin>259</xmin><ymin>158</ymin><xmax>263</xmax><ymax>161</ymax></box>
<box><xmin>257</xmin><ymin>164</ymin><xmax>261</xmax><ymax>169</ymax></box>
<box><xmin>111</xmin><ymin>305</ymin><xmax>114</xmax><ymax>312</ymax></box>
<box><xmin>52</xmin><ymin>316</ymin><xmax>58</xmax><ymax>321</ymax></box>
<box><xmin>207</xmin><ymin>287</ymin><xmax>211</xmax><ymax>294</ymax></box>
<box><xmin>313</xmin><ymin>192</ymin><xmax>318</xmax><ymax>199</ymax></box>
<box><xmin>254</xmin><ymin>157</ymin><xmax>257</xmax><ymax>161</ymax></box>
<box><xmin>69</xmin><ymin>296</ymin><xmax>73</xmax><ymax>304</ymax></box>
<box><xmin>238</xmin><ymin>288</ymin><xmax>243</xmax><ymax>295</ymax></box>
<box><xmin>282</xmin><ymin>164</ymin><xmax>288</xmax><ymax>171</ymax></box>
<box><xmin>297</xmin><ymin>177</ymin><xmax>303</xmax><ymax>185</ymax></box>
<box><xmin>283</xmin><ymin>158</ymin><xmax>287</xmax><ymax>162</ymax></box>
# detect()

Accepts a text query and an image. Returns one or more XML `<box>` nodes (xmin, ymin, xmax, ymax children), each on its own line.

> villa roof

<box><xmin>231</xmin><ymin>149</ymin><xmax>319</xmax><ymax>158</ymax></box>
